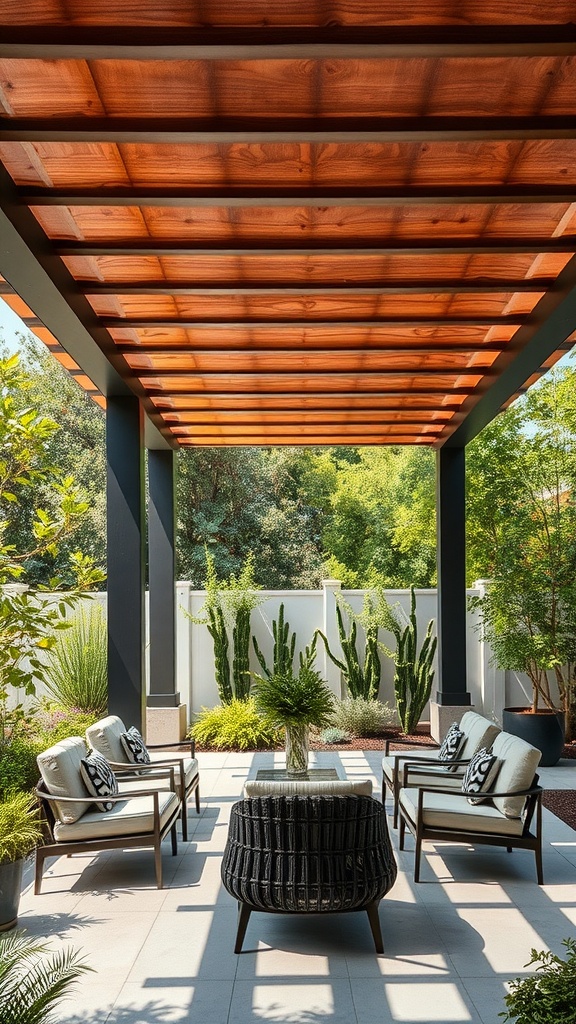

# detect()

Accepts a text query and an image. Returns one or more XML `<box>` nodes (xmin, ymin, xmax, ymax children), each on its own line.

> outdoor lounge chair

<box><xmin>397</xmin><ymin>731</ymin><xmax>543</xmax><ymax>883</ymax></box>
<box><xmin>221</xmin><ymin>794</ymin><xmax>398</xmax><ymax>953</ymax></box>
<box><xmin>382</xmin><ymin>711</ymin><xmax>501</xmax><ymax>826</ymax></box>
<box><xmin>35</xmin><ymin>736</ymin><xmax>180</xmax><ymax>891</ymax></box>
<box><xmin>86</xmin><ymin>715</ymin><xmax>200</xmax><ymax>841</ymax></box>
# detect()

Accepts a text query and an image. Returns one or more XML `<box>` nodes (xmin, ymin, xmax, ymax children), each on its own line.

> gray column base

<box><xmin>430</xmin><ymin>701</ymin><xmax>475</xmax><ymax>743</ymax></box>
<box><xmin>145</xmin><ymin>704</ymin><xmax>187</xmax><ymax>745</ymax></box>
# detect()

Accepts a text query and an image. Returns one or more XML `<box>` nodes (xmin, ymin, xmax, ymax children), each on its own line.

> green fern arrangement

<box><xmin>0</xmin><ymin>930</ymin><xmax>91</xmax><ymax>1024</ymax></box>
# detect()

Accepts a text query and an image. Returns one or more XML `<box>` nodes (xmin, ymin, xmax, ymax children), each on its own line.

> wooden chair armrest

<box><xmin>402</xmin><ymin>760</ymin><xmax>467</xmax><ymax>785</ymax></box>
<box><xmin>147</xmin><ymin>739</ymin><xmax>196</xmax><ymax>757</ymax></box>
<box><xmin>409</xmin><ymin>782</ymin><xmax>543</xmax><ymax>799</ymax></box>
<box><xmin>35</xmin><ymin>785</ymin><xmax>167</xmax><ymax>805</ymax></box>
<box><xmin>384</xmin><ymin>737</ymin><xmax>440</xmax><ymax>756</ymax></box>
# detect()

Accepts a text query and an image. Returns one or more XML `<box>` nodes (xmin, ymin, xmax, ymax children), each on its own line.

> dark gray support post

<box><xmin>148</xmin><ymin>449</ymin><xmax>180</xmax><ymax>707</ymax></box>
<box><xmin>106</xmin><ymin>396</ymin><xmax>146</xmax><ymax>731</ymax></box>
<box><xmin>435</xmin><ymin>446</ymin><xmax>471</xmax><ymax>707</ymax></box>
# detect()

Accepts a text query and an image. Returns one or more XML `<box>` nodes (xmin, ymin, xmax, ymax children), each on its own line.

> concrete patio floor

<box><xmin>17</xmin><ymin>750</ymin><xmax>576</xmax><ymax>1024</ymax></box>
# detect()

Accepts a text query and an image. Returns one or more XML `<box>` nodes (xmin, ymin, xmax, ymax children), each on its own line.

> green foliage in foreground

<box><xmin>190</xmin><ymin>698</ymin><xmax>281</xmax><ymax>751</ymax></box>
<box><xmin>0</xmin><ymin>930</ymin><xmax>91</xmax><ymax>1024</ymax></box>
<box><xmin>0</xmin><ymin>792</ymin><xmax>42</xmax><ymax>864</ymax></box>
<box><xmin>329</xmin><ymin>697</ymin><xmax>394</xmax><ymax>737</ymax></box>
<box><xmin>500</xmin><ymin>939</ymin><xmax>576</xmax><ymax>1023</ymax></box>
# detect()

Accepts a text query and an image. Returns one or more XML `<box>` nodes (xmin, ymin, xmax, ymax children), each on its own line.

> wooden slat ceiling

<box><xmin>2</xmin><ymin>3</ymin><xmax>576</xmax><ymax>448</ymax></box>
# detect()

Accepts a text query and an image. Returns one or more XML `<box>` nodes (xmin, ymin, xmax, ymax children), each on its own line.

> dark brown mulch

<box><xmin>310</xmin><ymin>728</ymin><xmax>437</xmax><ymax>752</ymax></box>
<box><xmin>542</xmin><ymin>790</ymin><xmax>576</xmax><ymax>831</ymax></box>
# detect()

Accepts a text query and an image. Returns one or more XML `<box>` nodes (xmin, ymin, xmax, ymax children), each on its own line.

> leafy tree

<box><xmin>469</xmin><ymin>367</ymin><xmax>576</xmax><ymax>732</ymax></box>
<box><xmin>8</xmin><ymin>337</ymin><xmax>106</xmax><ymax>586</ymax></box>
<box><xmin>0</xmin><ymin>352</ymin><xmax>105</xmax><ymax>723</ymax></box>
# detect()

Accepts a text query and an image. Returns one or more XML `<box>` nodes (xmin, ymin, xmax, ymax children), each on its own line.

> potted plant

<box><xmin>0</xmin><ymin>792</ymin><xmax>43</xmax><ymax>931</ymax></box>
<box><xmin>470</xmin><ymin>376</ymin><xmax>576</xmax><ymax>766</ymax></box>
<box><xmin>253</xmin><ymin>645</ymin><xmax>335</xmax><ymax>776</ymax></box>
<box><xmin>475</xmin><ymin>578</ymin><xmax>575</xmax><ymax>766</ymax></box>
<box><xmin>500</xmin><ymin>939</ymin><xmax>576</xmax><ymax>1022</ymax></box>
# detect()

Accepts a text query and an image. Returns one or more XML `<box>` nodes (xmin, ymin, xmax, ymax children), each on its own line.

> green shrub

<box><xmin>0</xmin><ymin>792</ymin><xmax>43</xmax><ymax>864</ymax></box>
<box><xmin>190</xmin><ymin>698</ymin><xmax>281</xmax><ymax>751</ymax></box>
<box><xmin>330</xmin><ymin>697</ymin><xmax>394</xmax><ymax>737</ymax></box>
<box><xmin>44</xmin><ymin>605</ymin><xmax>108</xmax><ymax>714</ymax></box>
<box><xmin>320</xmin><ymin>727</ymin><xmax>349</xmax><ymax>745</ymax></box>
<box><xmin>0</xmin><ymin>737</ymin><xmax>43</xmax><ymax>799</ymax></box>
<box><xmin>501</xmin><ymin>939</ymin><xmax>576</xmax><ymax>1022</ymax></box>
<box><xmin>35</xmin><ymin>705</ymin><xmax>98</xmax><ymax>748</ymax></box>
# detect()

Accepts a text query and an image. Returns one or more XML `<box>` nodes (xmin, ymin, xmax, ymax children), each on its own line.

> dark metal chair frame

<box><xmin>381</xmin><ymin>737</ymin><xmax>470</xmax><ymax>828</ymax></box>
<box><xmin>34</xmin><ymin>766</ymin><xmax>180</xmax><ymax>892</ymax></box>
<box><xmin>397</xmin><ymin>767</ymin><xmax>543</xmax><ymax>884</ymax></box>
<box><xmin>221</xmin><ymin>794</ymin><xmax>398</xmax><ymax>954</ymax></box>
<box><xmin>99</xmin><ymin>737</ymin><xmax>200</xmax><ymax>841</ymax></box>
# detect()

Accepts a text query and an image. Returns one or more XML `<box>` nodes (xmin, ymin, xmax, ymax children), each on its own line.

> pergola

<box><xmin>1</xmin><ymin>3</ymin><xmax>576</xmax><ymax>732</ymax></box>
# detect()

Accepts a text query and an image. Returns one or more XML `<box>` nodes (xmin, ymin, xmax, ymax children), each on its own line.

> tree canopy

<box><xmin>6</xmin><ymin>334</ymin><xmax>576</xmax><ymax>594</ymax></box>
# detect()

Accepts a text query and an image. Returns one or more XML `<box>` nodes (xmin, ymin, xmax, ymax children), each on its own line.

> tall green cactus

<box><xmin>384</xmin><ymin>586</ymin><xmax>437</xmax><ymax>734</ymax></box>
<box><xmin>253</xmin><ymin>603</ymin><xmax>296</xmax><ymax>679</ymax></box>
<box><xmin>233</xmin><ymin>606</ymin><xmax>252</xmax><ymax>700</ymax></box>
<box><xmin>206</xmin><ymin>603</ymin><xmax>233</xmax><ymax>704</ymax></box>
<box><xmin>316</xmin><ymin>601</ymin><xmax>381</xmax><ymax>699</ymax></box>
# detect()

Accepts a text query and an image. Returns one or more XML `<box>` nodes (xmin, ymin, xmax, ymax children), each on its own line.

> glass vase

<box><xmin>285</xmin><ymin>723</ymin><xmax>309</xmax><ymax>777</ymax></box>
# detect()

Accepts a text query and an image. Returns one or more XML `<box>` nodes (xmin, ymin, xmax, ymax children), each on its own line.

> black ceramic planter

<box><xmin>0</xmin><ymin>858</ymin><xmax>24</xmax><ymax>931</ymax></box>
<box><xmin>502</xmin><ymin>707</ymin><xmax>565</xmax><ymax>767</ymax></box>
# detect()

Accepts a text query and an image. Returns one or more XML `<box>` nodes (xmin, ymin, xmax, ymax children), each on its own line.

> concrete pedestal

<box><xmin>145</xmin><ymin>704</ymin><xmax>187</xmax><ymax>745</ymax></box>
<box><xmin>430</xmin><ymin>701</ymin><xmax>475</xmax><ymax>743</ymax></box>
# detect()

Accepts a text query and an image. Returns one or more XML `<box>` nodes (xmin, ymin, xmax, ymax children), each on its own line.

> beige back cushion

<box><xmin>86</xmin><ymin>715</ymin><xmax>128</xmax><ymax>764</ymax></box>
<box><xmin>244</xmin><ymin>778</ymin><xmax>373</xmax><ymax>797</ymax></box>
<box><xmin>491</xmin><ymin>731</ymin><xmax>541</xmax><ymax>818</ymax></box>
<box><xmin>459</xmin><ymin>712</ymin><xmax>501</xmax><ymax>760</ymax></box>
<box><xmin>37</xmin><ymin>736</ymin><xmax>91</xmax><ymax>823</ymax></box>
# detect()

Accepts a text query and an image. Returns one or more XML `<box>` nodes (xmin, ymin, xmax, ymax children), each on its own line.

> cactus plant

<box><xmin>315</xmin><ymin>599</ymin><xmax>381</xmax><ymax>699</ymax></box>
<box><xmin>253</xmin><ymin>603</ymin><xmax>296</xmax><ymax>679</ymax></box>
<box><xmin>232</xmin><ymin>606</ymin><xmax>252</xmax><ymax>700</ymax></box>
<box><xmin>377</xmin><ymin>586</ymin><xmax>437</xmax><ymax>734</ymax></box>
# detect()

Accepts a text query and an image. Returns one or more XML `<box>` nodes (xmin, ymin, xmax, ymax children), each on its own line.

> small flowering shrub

<box><xmin>330</xmin><ymin>697</ymin><xmax>394</xmax><ymax>737</ymax></box>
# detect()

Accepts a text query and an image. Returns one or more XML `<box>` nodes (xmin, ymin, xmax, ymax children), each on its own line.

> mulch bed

<box><xmin>541</xmin><ymin>791</ymin><xmax>576</xmax><ymax>831</ymax></box>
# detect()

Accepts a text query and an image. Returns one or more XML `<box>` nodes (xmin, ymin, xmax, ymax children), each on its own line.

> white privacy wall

<box><xmin>15</xmin><ymin>581</ymin><xmax>532</xmax><ymax>725</ymax></box>
<box><xmin>176</xmin><ymin>581</ymin><xmax>493</xmax><ymax>722</ymax></box>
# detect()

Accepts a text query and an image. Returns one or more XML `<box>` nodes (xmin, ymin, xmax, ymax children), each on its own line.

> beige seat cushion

<box><xmin>53</xmin><ymin>791</ymin><xmax>180</xmax><ymax>842</ymax></box>
<box><xmin>399</xmin><ymin>787</ymin><xmax>524</xmax><ymax>837</ymax></box>
<box><xmin>244</xmin><ymin>778</ymin><xmax>372</xmax><ymax>797</ymax></box>
<box><xmin>86</xmin><ymin>716</ymin><xmax>129</xmax><ymax>764</ymax></box>
<box><xmin>37</xmin><ymin>736</ymin><xmax>91</xmax><ymax>824</ymax></box>
<box><xmin>490</xmin><ymin>732</ymin><xmax>541</xmax><ymax>818</ymax></box>
<box><xmin>458</xmin><ymin>712</ymin><xmax>501</xmax><ymax>760</ymax></box>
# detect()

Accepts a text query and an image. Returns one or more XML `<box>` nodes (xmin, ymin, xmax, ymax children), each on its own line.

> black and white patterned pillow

<box><xmin>80</xmin><ymin>752</ymin><xmax>119</xmax><ymax>812</ymax></box>
<box><xmin>462</xmin><ymin>747</ymin><xmax>501</xmax><ymax>805</ymax></box>
<box><xmin>120</xmin><ymin>726</ymin><xmax>151</xmax><ymax>765</ymax></box>
<box><xmin>438</xmin><ymin>722</ymin><xmax>464</xmax><ymax>763</ymax></box>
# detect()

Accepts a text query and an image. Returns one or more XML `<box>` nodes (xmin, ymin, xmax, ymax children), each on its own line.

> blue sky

<box><xmin>0</xmin><ymin>297</ymin><xmax>35</xmax><ymax>352</ymax></box>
